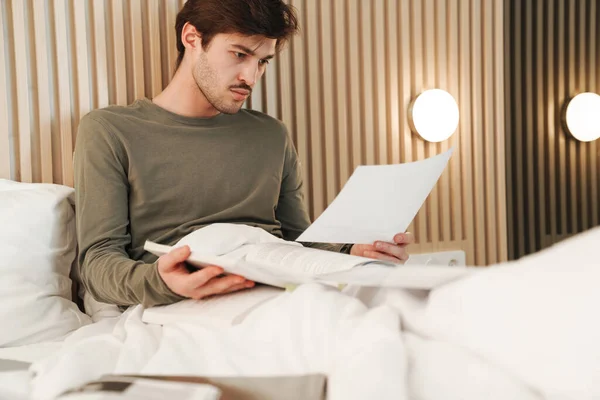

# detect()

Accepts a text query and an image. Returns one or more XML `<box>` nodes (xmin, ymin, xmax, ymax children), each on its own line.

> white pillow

<box><xmin>0</xmin><ymin>179</ymin><xmax>91</xmax><ymax>346</ymax></box>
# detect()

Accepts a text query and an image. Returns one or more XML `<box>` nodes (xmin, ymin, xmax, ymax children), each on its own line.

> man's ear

<box><xmin>181</xmin><ymin>22</ymin><xmax>201</xmax><ymax>51</ymax></box>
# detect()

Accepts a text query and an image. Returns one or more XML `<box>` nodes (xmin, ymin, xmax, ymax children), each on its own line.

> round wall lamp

<box><xmin>564</xmin><ymin>92</ymin><xmax>600</xmax><ymax>142</ymax></box>
<box><xmin>409</xmin><ymin>89</ymin><xmax>459</xmax><ymax>143</ymax></box>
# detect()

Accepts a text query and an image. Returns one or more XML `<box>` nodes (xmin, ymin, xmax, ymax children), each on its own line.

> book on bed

<box><xmin>144</xmin><ymin>229</ymin><xmax>473</xmax><ymax>291</ymax></box>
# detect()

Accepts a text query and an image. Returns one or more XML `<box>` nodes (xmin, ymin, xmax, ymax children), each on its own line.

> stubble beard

<box><xmin>193</xmin><ymin>54</ymin><xmax>244</xmax><ymax>115</ymax></box>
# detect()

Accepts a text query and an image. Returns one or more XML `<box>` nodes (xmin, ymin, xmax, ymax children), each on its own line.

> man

<box><xmin>74</xmin><ymin>0</ymin><xmax>414</xmax><ymax>308</ymax></box>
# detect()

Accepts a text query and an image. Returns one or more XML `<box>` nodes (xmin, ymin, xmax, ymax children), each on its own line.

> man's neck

<box><xmin>151</xmin><ymin>67</ymin><xmax>220</xmax><ymax>119</ymax></box>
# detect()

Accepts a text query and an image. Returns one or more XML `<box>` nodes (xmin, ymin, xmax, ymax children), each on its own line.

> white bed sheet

<box><xmin>0</xmin><ymin>341</ymin><xmax>65</xmax><ymax>400</ymax></box>
<box><xmin>27</xmin><ymin>267</ymin><xmax>600</xmax><ymax>400</ymax></box>
<box><xmin>29</xmin><ymin>285</ymin><xmax>408</xmax><ymax>400</ymax></box>
<box><xmin>3</xmin><ymin>226</ymin><xmax>600</xmax><ymax>400</ymax></box>
<box><xmin>0</xmin><ymin>312</ymin><xmax>120</xmax><ymax>400</ymax></box>
<box><xmin>0</xmin><ymin>341</ymin><xmax>64</xmax><ymax>364</ymax></box>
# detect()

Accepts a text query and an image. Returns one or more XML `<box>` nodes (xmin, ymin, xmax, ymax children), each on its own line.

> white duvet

<box><xmin>7</xmin><ymin>226</ymin><xmax>600</xmax><ymax>400</ymax></box>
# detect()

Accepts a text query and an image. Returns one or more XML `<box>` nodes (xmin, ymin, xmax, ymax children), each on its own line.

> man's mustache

<box><xmin>230</xmin><ymin>84</ymin><xmax>253</xmax><ymax>93</ymax></box>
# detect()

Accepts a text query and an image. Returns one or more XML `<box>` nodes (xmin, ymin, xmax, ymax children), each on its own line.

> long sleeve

<box><xmin>74</xmin><ymin>116</ymin><xmax>185</xmax><ymax>307</ymax></box>
<box><xmin>276</xmin><ymin>134</ymin><xmax>350</xmax><ymax>254</ymax></box>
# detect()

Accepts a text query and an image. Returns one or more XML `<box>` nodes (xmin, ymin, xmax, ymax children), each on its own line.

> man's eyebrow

<box><xmin>231</xmin><ymin>44</ymin><xmax>275</xmax><ymax>60</ymax></box>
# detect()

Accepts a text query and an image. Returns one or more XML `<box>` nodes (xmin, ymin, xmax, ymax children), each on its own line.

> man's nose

<box><xmin>239</xmin><ymin>62</ymin><xmax>260</xmax><ymax>87</ymax></box>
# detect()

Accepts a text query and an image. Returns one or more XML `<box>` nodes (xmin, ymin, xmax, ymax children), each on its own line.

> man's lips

<box><xmin>231</xmin><ymin>88</ymin><xmax>251</xmax><ymax>101</ymax></box>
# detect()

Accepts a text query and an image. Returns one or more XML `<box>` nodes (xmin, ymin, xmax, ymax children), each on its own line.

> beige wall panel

<box><xmin>12</xmin><ymin>0</ymin><xmax>33</xmax><ymax>183</ymax></box>
<box><xmin>92</xmin><ymin>0</ymin><xmax>110</xmax><ymax>109</ymax></box>
<box><xmin>54</xmin><ymin>0</ymin><xmax>74</xmax><ymax>186</ymax></box>
<box><xmin>33</xmin><ymin>0</ymin><xmax>54</xmax><ymax>183</ymax></box>
<box><xmin>0</xmin><ymin>1</ymin><xmax>12</xmax><ymax>180</ymax></box>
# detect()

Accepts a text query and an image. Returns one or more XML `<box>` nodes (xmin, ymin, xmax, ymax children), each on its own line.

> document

<box><xmin>296</xmin><ymin>149</ymin><xmax>453</xmax><ymax>244</ymax></box>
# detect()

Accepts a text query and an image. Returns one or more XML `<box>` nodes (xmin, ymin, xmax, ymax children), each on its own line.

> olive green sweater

<box><xmin>74</xmin><ymin>99</ymin><xmax>347</xmax><ymax>308</ymax></box>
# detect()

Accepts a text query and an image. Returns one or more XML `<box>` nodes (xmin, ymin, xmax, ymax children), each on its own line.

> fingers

<box><xmin>221</xmin><ymin>280</ymin><xmax>255</xmax><ymax>295</ymax></box>
<box><xmin>190</xmin><ymin>275</ymin><xmax>252</xmax><ymax>300</ymax></box>
<box><xmin>185</xmin><ymin>265</ymin><xmax>225</xmax><ymax>288</ymax></box>
<box><xmin>364</xmin><ymin>250</ymin><xmax>404</xmax><ymax>264</ymax></box>
<box><xmin>157</xmin><ymin>247</ymin><xmax>256</xmax><ymax>299</ymax></box>
<box><xmin>393</xmin><ymin>232</ymin><xmax>415</xmax><ymax>245</ymax></box>
<box><xmin>157</xmin><ymin>245</ymin><xmax>191</xmax><ymax>273</ymax></box>
<box><xmin>374</xmin><ymin>241</ymin><xmax>410</xmax><ymax>261</ymax></box>
<box><xmin>350</xmin><ymin>243</ymin><xmax>375</xmax><ymax>256</ymax></box>
<box><xmin>353</xmin><ymin>243</ymin><xmax>408</xmax><ymax>262</ymax></box>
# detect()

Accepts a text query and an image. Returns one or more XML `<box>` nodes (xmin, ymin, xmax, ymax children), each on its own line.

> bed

<box><xmin>1</xmin><ymin>179</ymin><xmax>598</xmax><ymax>400</ymax></box>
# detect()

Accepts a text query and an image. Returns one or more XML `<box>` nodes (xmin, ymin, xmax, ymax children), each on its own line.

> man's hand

<box><xmin>158</xmin><ymin>245</ymin><xmax>254</xmax><ymax>300</ymax></box>
<box><xmin>350</xmin><ymin>232</ymin><xmax>415</xmax><ymax>263</ymax></box>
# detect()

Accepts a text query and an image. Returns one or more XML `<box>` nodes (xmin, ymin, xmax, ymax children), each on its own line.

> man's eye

<box><xmin>259</xmin><ymin>59</ymin><xmax>270</xmax><ymax>66</ymax></box>
<box><xmin>234</xmin><ymin>52</ymin><xmax>246</xmax><ymax>59</ymax></box>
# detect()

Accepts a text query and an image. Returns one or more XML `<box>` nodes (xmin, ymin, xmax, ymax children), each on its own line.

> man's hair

<box><xmin>174</xmin><ymin>0</ymin><xmax>299</xmax><ymax>71</ymax></box>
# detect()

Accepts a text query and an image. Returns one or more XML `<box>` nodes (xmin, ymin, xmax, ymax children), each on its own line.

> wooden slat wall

<box><xmin>506</xmin><ymin>0</ymin><xmax>600</xmax><ymax>259</ymax></box>
<box><xmin>0</xmin><ymin>1</ymin><xmax>13</xmax><ymax>180</ymax></box>
<box><xmin>0</xmin><ymin>0</ymin><xmax>507</xmax><ymax>265</ymax></box>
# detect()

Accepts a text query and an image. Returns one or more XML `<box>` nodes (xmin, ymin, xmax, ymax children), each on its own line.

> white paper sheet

<box><xmin>296</xmin><ymin>149</ymin><xmax>453</xmax><ymax>244</ymax></box>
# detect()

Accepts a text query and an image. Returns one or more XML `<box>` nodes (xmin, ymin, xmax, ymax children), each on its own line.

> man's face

<box><xmin>192</xmin><ymin>33</ymin><xmax>277</xmax><ymax>114</ymax></box>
